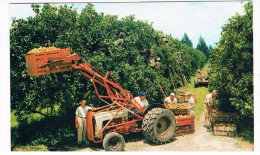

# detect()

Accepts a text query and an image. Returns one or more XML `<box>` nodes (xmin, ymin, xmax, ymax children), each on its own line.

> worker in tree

<box><xmin>132</xmin><ymin>91</ymin><xmax>149</xmax><ymax>109</ymax></box>
<box><xmin>113</xmin><ymin>32</ymin><xmax>125</xmax><ymax>45</ymax></box>
<box><xmin>75</xmin><ymin>100</ymin><xmax>92</xmax><ymax>145</ymax></box>
<box><xmin>164</xmin><ymin>93</ymin><xmax>177</xmax><ymax>108</ymax></box>
<box><xmin>204</xmin><ymin>90</ymin><xmax>218</xmax><ymax>130</ymax></box>
<box><xmin>186</xmin><ymin>92</ymin><xmax>195</xmax><ymax>115</ymax></box>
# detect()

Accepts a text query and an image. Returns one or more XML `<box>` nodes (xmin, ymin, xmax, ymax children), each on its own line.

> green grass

<box><xmin>11</xmin><ymin>104</ymin><xmax>60</xmax><ymax>128</ymax></box>
<box><xmin>11</xmin><ymin>111</ymin><xmax>19</xmax><ymax>128</ymax></box>
<box><xmin>12</xmin><ymin>144</ymin><xmax>48</xmax><ymax>151</ymax></box>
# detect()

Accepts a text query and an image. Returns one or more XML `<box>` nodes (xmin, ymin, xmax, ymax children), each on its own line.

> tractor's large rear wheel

<box><xmin>142</xmin><ymin>108</ymin><xmax>176</xmax><ymax>144</ymax></box>
<box><xmin>103</xmin><ymin>132</ymin><xmax>125</xmax><ymax>151</ymax></box>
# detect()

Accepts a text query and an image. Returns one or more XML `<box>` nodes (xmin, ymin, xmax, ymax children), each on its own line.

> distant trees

<box><xmin>181</xmin><ymin>33</ymin><xmax>193</xmax><ymax>47</ymax></box>
<box><xmin>196</xmin><ymin>36</ymin><xmax>209</xmax><ymax>59</ymax></box>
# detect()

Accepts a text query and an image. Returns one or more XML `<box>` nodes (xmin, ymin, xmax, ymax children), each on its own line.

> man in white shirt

<box><xmin>75</xmin><ymin>100</ymin><xmax>92</xmax><ymax>144</ymax></box>
<box><xmin>204</xmin><ymin>90</ymin><xmax>218</xmax><ymax>129</ymax></box>
<box><xmin>164</xmin><ymin>93</ymin><xmax>177</xmax><ymax>107</ymax></box>
<box><xmin>186</xmin><ymin>92</ymin><xmax>195</xmax><ymax>115</ymax></box>
<box><xmin>132</xmin><ymin>91</ymin><xmax>149</xmax><ymax>109</ymax></box>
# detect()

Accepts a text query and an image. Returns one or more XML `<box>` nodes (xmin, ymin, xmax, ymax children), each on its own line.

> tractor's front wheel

<box><xmin>103</xmin><ymin>132</ymin><xmax>125</xmax><ymax>151</ymax></box>
<box><xmin>142</xmin><ymin>108</ymin><xmax>176</xmax><ymax>144</ymax></box>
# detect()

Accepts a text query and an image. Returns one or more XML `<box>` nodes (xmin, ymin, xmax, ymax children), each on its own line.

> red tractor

<box><xmin>25</xmin><ymin>48</ymin><xmax>176</xmax><ymax>151</ymax></box>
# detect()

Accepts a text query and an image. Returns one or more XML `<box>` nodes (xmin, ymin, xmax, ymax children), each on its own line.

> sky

<box><xmin>9</xmin><ymin>1</ymin><xmax>245</xmax><ymax>47</ymax></box>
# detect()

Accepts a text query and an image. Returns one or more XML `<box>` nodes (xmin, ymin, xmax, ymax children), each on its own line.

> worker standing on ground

<box><xmin>204</xmin><ymin>90</ymin><xmax>218</xmax><ymax>130</ymax></box>
<box><xmin>186</xmin><ymin>92</ymin><xmax>195</xmax><ymax>115</ymax></box>
<box><xmin>75</xmin><ymin>100</ymin><xmax>92</xmax><ymax>145</ymax></box>
<box><xmin>164</xmin><ymin>93</ymin><xmax>178</xmax><ymax>108</ymax></box>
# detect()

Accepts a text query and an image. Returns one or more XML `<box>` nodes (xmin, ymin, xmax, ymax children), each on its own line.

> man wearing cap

<box><xmin>75</xmin><ymin>100</ymin><xmax>92</xmax><ymax>144</ymax></box>
<box><xmin>164</xmin><ymin>93</ymin><xmax>178</xmax><ymax>107</ymax></box>
<box><xmin>204</xmin><ymin>90</ymin><xmax>218</xmax><ymax>130</ymax></box>
<box><xmin>132</xmin><ymin>91</ymin><xmax>149</xmax><ymax>109</ymax></box>
<box><xmin>186</xmin><ymin>92</ymin><xmax>195</xmax><ymax>115</ymax></box>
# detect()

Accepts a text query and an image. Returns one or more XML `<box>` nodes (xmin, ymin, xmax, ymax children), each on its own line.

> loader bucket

<box><xmin>25</xmin><ymin>48</ymin><xmax>72</xmax><ymax>76</ymax></box>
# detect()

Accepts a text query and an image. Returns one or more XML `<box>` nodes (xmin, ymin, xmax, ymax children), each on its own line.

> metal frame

<box><xmin>26</xmin><ymin>48</ymin><xmax>146</xmax><ymax>143</ymax></box>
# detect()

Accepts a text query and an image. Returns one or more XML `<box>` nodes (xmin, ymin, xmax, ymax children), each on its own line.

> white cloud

<box><xmin>9</xmin><ymin>2</ymin><xmax>245</xmax><ymax>47</ymax></box>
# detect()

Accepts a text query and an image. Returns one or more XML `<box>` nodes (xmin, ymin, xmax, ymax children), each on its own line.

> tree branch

<box><xmin>31</xmin><ymin>110</ymin><xmax>53</xmax><ymax>117</ymax></box>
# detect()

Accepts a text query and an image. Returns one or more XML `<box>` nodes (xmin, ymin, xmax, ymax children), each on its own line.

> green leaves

<box><xmin>11</xmin><ymin>3</ymin><xmax>206</xmax><ymax>122</ymax></box>
<box><xmin>209</xmin><ymin>2</ymin><xmax>253</xmax><ymax>118</ymax></box>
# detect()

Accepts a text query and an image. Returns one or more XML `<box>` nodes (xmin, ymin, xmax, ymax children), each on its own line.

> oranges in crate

<box><xmin>27</xmin><ymin>46</ymin><xmax>60</xmax><ymax>54</ymax></box>
<box><xmin>167</xmin><ymin>103</ymin><xmax>188</xmax><ymax>110</ymax></box>
<box><xmin>175</xmin><ymin>114</ymin><xmax>193</xmax><ymax>119</ymax></box>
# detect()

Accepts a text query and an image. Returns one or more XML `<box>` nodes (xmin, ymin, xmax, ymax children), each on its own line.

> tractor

<box><xmin>25</xmin><ymin>48</ymin><xmax>176</xmax><ymax>151</ymax></box>
<box><xmin>194</xmin><ymin>70</ymin><xmax>209</xmax><ymax>87</ymax></box>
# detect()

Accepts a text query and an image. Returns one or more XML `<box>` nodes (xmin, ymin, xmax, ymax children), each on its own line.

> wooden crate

<box><xmin>25</xmin><ymin>48</ymin><xmax>72</xmax><ymax>76</ymax></box>
<box><xmin>211</xmin><ymin>112</ymin><xmax>238</xmax><ymax>124</ymax></box>
<box><xmin>171</xmin><ymin>109</ymin><xmax>189</xmax><ymax>115</ymax></box>
<box><xmin>174</xmin><ymin>124</ymin><xmax>195</xmax><ymax>137</ymax></box>
<box><xmin>213</xmin><ymin>123</ymin><xmax>236</xmax><ymax>137</ymax></box>
<box><xmin>176</xmin><ymin>115</ymin><xmax>195</xmax><ymax>126</ymax></box>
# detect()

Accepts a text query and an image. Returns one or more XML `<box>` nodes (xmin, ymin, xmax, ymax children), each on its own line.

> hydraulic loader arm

<box><xmin>25</xmin><ymin>48</ymin><xmax>145</xmax><ymax>113</ymax></box>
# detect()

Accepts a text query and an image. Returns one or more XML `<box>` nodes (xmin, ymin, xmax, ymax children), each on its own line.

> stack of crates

<box><xmin>165</xmin><ymin>88</ymin><xmax>197</xmax><ymax>137</ymax></box>
<box><xmin>174</xmin><ymin>115</ymin><xmax>195</xmax><ymax>137</ymax></box>
<box><xmin>211</xmin><ymin>112</ymin><xmax>238</xmax><ymax>137</ymax></box>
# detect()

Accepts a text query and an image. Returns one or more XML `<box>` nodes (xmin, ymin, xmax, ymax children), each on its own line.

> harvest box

<box><xmin>213</xmin><ymin>123</ymin><xmax>236</xmax><ymax>137</ymax></box>
<box><xmin>174</xmin><ymin>124</ymin><xmax>195</xmax><ymax>137</ymax></box>
<box><xmin>211</xmin><ymin>112</ymin><xmax>238</xmax><ymax>124</ymax></box>
<box><xmin>176</xmin><ymin>115</ymin><xmax>195</xmax><ymax>126</ymax></box>
<box><xmin>25</xmin><ymin>48</ymin><xmax>72</xmax><ymax>76</ymax></box>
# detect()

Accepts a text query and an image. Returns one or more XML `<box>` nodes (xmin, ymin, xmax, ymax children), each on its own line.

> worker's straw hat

<box><xmin>186</xmin><ymin>92</ymin><xmax>191</xmax><ymax>96</ymax></box>
<box><xmin>170</xmin><ymin>93</ymin><xmax>175</xmax><ymax>96</ymax></box>
<box><xmin>212</xmin><ymin>90</ymin><xmax>217</xmax><ymax>95</ymax></box>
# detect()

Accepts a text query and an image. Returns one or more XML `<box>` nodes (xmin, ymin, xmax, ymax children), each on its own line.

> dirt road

<box><xmin>125</xmin><ymin>114</ymin><xmax>253</xmax><ymax>151</ymax></box>
<box><xmin>78</xmin><ymin>113</ymin><xmax>253</xmax><ymax>152</ymax></box>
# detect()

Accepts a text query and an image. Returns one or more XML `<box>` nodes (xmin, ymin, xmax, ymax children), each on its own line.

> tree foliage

<box><xmin>196</xmin><ymin>36</ymin><xmax>209</xmax><ymax>59</ymax></box>
<box><xmin>10</xmin><ymin>4</ymin><xmax>206</xmax><ymax>122</ymax></box>
<box><xmin>181</xmin><ymin>33</ymin><xmax>193</xmax><ymax>47</ymax></box>
<box><xmin>209</xmin><ymin>2</ymin><xmax>253</xmax><ymax>141</ymax></box>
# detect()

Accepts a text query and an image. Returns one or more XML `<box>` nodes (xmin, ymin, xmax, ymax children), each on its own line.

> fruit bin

<box><xmin>213</xmin><ymin>123</ymin><xmax>236</xmax><ymax>137</ymax></box>
<box><xmin>25</xmin><ymin>48</ymin><xmax>72</xmax><ymax>76</ymax></box>
<box><xmin>171</xmin><ymin>109</ymin><xmax>189</xmax><ymax>115</ymax></box>
<box><xmin>174</xmin><ymin>124</ymin><xmax>195</xmax><ymax>137</ymax></box>
<box><xmin>176</xmin><ymin>115</ymin><xmax>195</xmax><ymax>126</ymax></box>
<box><xmin>211</xmin><ymin>112</ymin><xmax>238</xmax><ymax>124</ymax></box>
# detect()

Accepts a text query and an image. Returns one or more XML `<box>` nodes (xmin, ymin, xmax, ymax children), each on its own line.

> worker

<box><xmin>186</xmin><ymin>92</ymin><xmax>195</xmax><ymax>115</ymax></box>
<box><xmin>198</xmin><ymin>68</ymin><xmax>202</xmax><ymax>74</ymax></box>
<box><xmin>204</xmin><ymin>90</ymin><xmax>218</xmax><ymax>130</ymax></box>
<box><xmin>132</xmin><ymin>91</ymin><xmax>149</xmax><ymax>109</ymax></box>
<box><xmin>164</xmin><ymin>93</ymin><xmax>178</xmax><ymax>107</ymax></box>
<box><xmin>75</xmin><ymin>100</ymin><xmax>92</xmax><ymax>145</ymax></box>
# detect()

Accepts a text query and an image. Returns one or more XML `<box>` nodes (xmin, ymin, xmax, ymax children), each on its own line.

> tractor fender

<box><xmin>144</xmin><ymin>103</ymin><xmax>165</xmax><ymax>115</ymax></box>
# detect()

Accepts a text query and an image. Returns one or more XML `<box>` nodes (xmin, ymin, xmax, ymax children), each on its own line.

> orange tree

<box><xmin>209</xmin><ymin>2</ymin><xmax>253</xmax><ymax>142</ymax></box>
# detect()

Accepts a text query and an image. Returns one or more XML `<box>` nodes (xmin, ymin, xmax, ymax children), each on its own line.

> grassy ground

<box><xmin>11</xmin><ymin>105</ymin><xmax>60</xmax><ymax>128</ymax></box>
<box><xmin>181</xmin><ymin>63</ymin><xmax>210</xmax><ymax>124</ymax></box>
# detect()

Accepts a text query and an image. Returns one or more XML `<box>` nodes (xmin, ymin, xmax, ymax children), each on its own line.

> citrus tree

<box><xmin>209</xmin><ymin>2</ymin><xmax>253</xmax><ymax>141</ymax></box>
<box><xmin>11</xmin><ymin>4</ymin><xmax>206</xmax><ymax>122</ymax></box>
